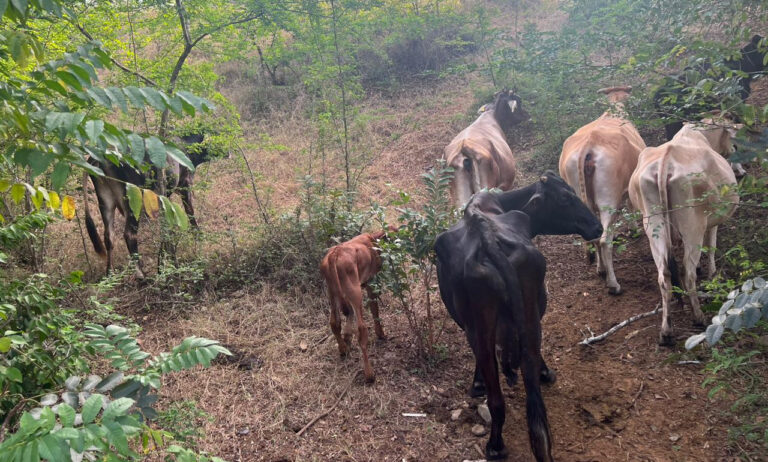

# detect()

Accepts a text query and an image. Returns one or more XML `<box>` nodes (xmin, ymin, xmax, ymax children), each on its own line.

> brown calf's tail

<box><xmin>323</xmin><ymin>249</ymin><xmax>350</xmax><ymax>317</ymax></box>
<box><xmin>82</xmin><ymin>172</ymin><xmax>106</xmax><ymax>257</ymax></box>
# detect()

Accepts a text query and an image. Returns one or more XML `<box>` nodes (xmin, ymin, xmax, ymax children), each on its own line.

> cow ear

<box><xmin>508</xmin><ymin>100</ymin><xmax>518</xmax><ymax>113</ymax></box>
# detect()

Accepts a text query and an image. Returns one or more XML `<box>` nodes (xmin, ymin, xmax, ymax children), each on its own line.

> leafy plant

<box><xmin>0</xmin><ymin>325</ymin><xmax>231</xmax><ymax>461</ymax></box>
<box><xmin>686</xmin><ymin>277</ymin><xmax>768</xmax><ymax>349</ymax></box>
<box><xmin>376</xmin><ymin>160</ymin><xmax>456</xmax><ymax>359</ymax></box>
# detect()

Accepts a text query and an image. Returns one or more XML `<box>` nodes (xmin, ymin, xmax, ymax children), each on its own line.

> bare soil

<box><xmin>130</xmin><ymin>129</ymin><xmax>747</xmax><ymax>461</ymax></box>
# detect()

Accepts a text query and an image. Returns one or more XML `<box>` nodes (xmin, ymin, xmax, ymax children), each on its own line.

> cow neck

<box><xmin>496</xmin><ymin>183</ymin><xmax>551</xmax><ymax>237</ymax></box>
<box><xmin>496</xmin><ymin>183</ymin><xmax>537</xmax><ymax>212</ymax></box>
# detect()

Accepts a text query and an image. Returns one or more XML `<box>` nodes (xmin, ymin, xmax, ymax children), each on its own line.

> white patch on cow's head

<box><xmin>507</xmin><ymin>100</ymin><xmax>518</xmax><ymax>113</ymax></box>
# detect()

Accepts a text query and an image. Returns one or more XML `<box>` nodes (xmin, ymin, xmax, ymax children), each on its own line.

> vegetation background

<box><xmin>1</xmin><ymin>0</ymin><xmax>768</xmax><ymax>460</ymax></box>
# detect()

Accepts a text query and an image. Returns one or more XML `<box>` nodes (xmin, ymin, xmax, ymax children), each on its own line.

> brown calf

<box><xmin>320</xmin><ymin>230</ymin><xmax>388</xmax><ymax>383</ymax></box>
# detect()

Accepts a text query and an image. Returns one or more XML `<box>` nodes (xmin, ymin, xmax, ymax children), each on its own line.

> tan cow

<box><xmin>320</xmin><ymin>230</ymin><xmax>389</xmax><ymax>383</ymax></box>
<box><xmin>444</xmin><ymin>89</ymin><xmax>529</xmax><ymax>208</ymax></box>
<box><xmin>629</xmin><ymin>121</ymin><xmax>739</xmax><ymax>345</ymax></box>
<box><xmin>559</xmin><ymin>86</ymin><xmax>646</xmax><ymax>295</ymax></box>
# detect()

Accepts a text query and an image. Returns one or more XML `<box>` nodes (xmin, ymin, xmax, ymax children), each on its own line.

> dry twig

<box><xmin>296</xmin><ymin>370</ymin><xmax>360</xmax><ymax>437</ymax></box>
<box><xmin>579</xmin><ymin>304</ymin><xmax>661</xmax><ymax>345</ymax></box>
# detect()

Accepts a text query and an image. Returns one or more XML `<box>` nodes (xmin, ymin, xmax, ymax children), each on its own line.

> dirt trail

<box><xmin>140</xmin><ymin>205</ymin><xmax>735</xmax><ymax>462</ymax></box>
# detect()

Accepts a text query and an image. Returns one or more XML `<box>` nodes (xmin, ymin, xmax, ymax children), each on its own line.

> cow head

<box><xmin>492</xmin><ymin>89</ymin><xmax>529</xmax><ymax>130</ymax></box>
<box><xmin>522</xmin><ymin>171</ymin><xmax>603</xmax><ymax>240</ymax></box>
<box><xmin>597</xmin><ymin>85</ymin><xmax>632</xmax><ymax>104</ymax></box>
<box><xmin>691</xmin><ymin>117</ymin><xmax>743</xmax><ymax>157</ymax></box>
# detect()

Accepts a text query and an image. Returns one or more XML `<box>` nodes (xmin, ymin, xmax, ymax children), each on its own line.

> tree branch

<box><xmin>579</xmin><ymin>304</ymin><xmax>661</xmax><ymax>345</ymax></box>
<box><xmin>191</xmin><ymin>13</ymin><xmax>264</xmax><ymax>47</ymax></box>
<box><xmin>75</xmin><ymin>24</ymin><xmax>159</xmax><ymax>88</ymax></box>
<box><xmin>175</xmin><ymin>0</ymin><xmax>193</xmax><ymax>46</ymax></box>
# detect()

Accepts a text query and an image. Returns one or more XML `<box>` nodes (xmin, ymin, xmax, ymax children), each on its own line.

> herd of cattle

<box><xmin>317</xmin><ymin>38</ymin><xmax>765</xmax><ymax>461</ymax></box>
<box><xmin>76</xmin><ymin>36</ymin><xmax>766</xmax><ymax>462</ymax></box>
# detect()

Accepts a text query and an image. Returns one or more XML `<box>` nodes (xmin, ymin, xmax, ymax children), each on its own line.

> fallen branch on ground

<box><xmin>296</xmin><ymin>370</ymin><xmax>360</xmax><ymax>437</ymax></box>
<box><xmin>579</xmin><ymin>304</ymin><xmax>661</xmax><ymax>345</ymax></box>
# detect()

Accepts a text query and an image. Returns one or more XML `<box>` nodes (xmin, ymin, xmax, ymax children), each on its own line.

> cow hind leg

<box><xmin>328</xmin><ymin>295</ymin><xmax>348</xmax><ymax>357</ymax></box>
<box><xmin>682</xmin><ymin>231</ymin><xmax>706</xmax><ymax>327</ymax></box>
<box><xmin>365</xmin><ymin>286</ymin><xmax>386</xmax><ymax>340</ymax></box>
<box><xmin>339</xmin><ymin>267</ymin><xmax>374</xmax><ymax>383</ymax></box>
<box><xmin>96</xmin><ymin>196</ymin><xmax>117</xmax><ymax>276</ymax></box>
<box><xmin>469</xmin><ymin>363</ymin><xmax>487</xmax><ymax>397</ymax></box>
<box><xmin>704</xmin><ymin>226</ymin><xmax>718</xmax><ymax>280</ymax></box>
<box><xmin>124</xmin><ymin>212</ymin><xmax>145</xmax><ymax>278</ymax></box>
<box><xmin>598</xmin><ymin>208</ymin><xmax>621</xmax><ymax>295</ymax></box>
<box><xmin>467</xmin><ymin>317</ymin><xmax>508</xmax><ymax>460</ymax></box>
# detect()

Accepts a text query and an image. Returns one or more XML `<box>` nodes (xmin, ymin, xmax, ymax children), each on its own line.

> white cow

<box><xmin>629</xmin><ymin>121</ymin><xmax>740</xmax><ymax>345</ymax></box>
<box><xmin>559</xmin><ymin>86</ymin><xmax>646</xmax><ymax>294</ymax></box>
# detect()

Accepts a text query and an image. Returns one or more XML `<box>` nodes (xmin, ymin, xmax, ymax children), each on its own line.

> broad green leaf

<box><xmin>86</xmin><ymin>87</ymin><xmax>112</xmax><ymax>108</ymax></box>
<box><xmin>145</xmin><ymin>136</ymin><xmax>166</xmax><ymax>167</ymax></box>
<box><xmin>54</xmin><ymin>70</ymin><xmax>83</xmax><ymax>91</ymax></box>
<box><xmin>42</xmin><ymin>79</ymin><xmax>67</xmax><ymax>96</ymax></box>
<box><xmin>38</xmin><ymin>434</ymin><xmax>65</xmax><ymax>461</ymax></box>
<box><xmin>11</xmin><ymin>183</ymin><xmax>25</xmax><ymax>203</ymax></box>
<box><xmin>57</xmin><ymin>403</ymin><xmax>75</xmax><ymax>427</ymax></box>
<box><xmin>0</xmin><ymin>336</ymin><xmax>11</xmax><ymax>352</ymax></box>
<box><xmin>50</xmin><ymin>162</ymin><xmax>70</xmax><ymax>191</ymax></box>
<box><xmin>166</xmin><ymin>146</ymin><xmax>194</xmax><ymax>171</ymax></box>
<box><xmin>6</xmin><ymin>367</ymin><xmax>22</xmax><ymax>382</ymax></box>
<box><xmin>61</xmin><ymin>195</ymin><xmax>75</xmax><ymax>220</ymax></box>
<box><xmin>126</xmin><ymin>184</ymin><xmax>142</xmax><ymax>221</ymax></box>
<box><xmin>81</xmin><ymin>394</ymin><xmax>103</xmax><ymax>424</ymax></box>
<box><xmin>0</xmin><ymin>0</ymin><xmax>7</xmax><ymax>17</ymax></box>
<box><xmin>84</xmin><ymin>119</ymin><xmax>104</xmax><ymax>143</ymax></box>
<box><xmin>139</xmin><ymin>87</ymin><xmax>167</xmax><ymax>111</ymax></box>
<box><xmin>160</xmin><ymin>196</ymin><xmax>176</xmax><ymax>225</ymax></box>
<box><xmin>10</xmin><ymin>0</ymin><xmax>27</xmax><ymax>15</ymax></box>
<box><xmin>127</xmin><ymin>133</ymin><xmax>145</xmax><ymax>164</ymax></box>
<box><xmin>0</xmin><ymin>179</ymin><xmax>9</xmax><ymax>192</ymax></box>
<box><xmin>48</xmin><ymin>191</ymin><xmax>60</xmax><ymax>210</ymax></box>
<box><xmin>102</xmin><ymin>397</ymin><xmax>134</xmax><ymax>421</ymax></box>
<box><xmin>173</xmin><ymin>202</ymin><xmax>189</xmax><ymax>230</ymax></box>
<box><xmin>142</xmin><ymin>189</ymin><xmax>160</xmax><ymax>219</ymax></box>
<box><xmin>106</xmin><ymin>87</ymin><xmax>128</xmax><ymax>112</ymax></box>
<box><xmin>123</xmin><ymin>86</ymin><xmax>145</xmax><ymax>108</ymax></box>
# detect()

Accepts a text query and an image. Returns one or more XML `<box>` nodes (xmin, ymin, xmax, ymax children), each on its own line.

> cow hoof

<box><xmin>364</xmin><ymin>373</ymin><xmax>376</xmax><ymax>384</ymax></box>
<box><xmin>486</xmin><ymin>442</ymin><xmax>509</xmax><ymax>460</ymax></box>
<box><xmin>608</xmin><ymin>286</ymin><xmax>622</xmax><ymax>296</ymax></box>
<box><xmin>469</xmin><ymin>382</ymin><xmax>487</xmax><ymax>398</ymax></box>
<box><xmin>541</xmin><ymin>368</ymin><xmax>557</xmax><ymax>384</ymax></box>
<box><xmin>504</xmin><ymin>371</ymin><xmax>518</xmax><ymax>387</ymax></box>
<box><xmin>658</xmin><ymin>332</ymin><xmax>675</xmax><ymax>347</ymax></box>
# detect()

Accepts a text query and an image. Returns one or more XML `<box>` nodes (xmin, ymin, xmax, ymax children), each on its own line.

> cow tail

<box><xmin>324</xmin><ymin>249</ymin><xmax>350</xmax><ymax>317</ymax></box>
<box><xmin>82</xmin><ymin>172</ymin><xmax>106</xmax><ymax>258</ymax></box>
<box><xmin>466</xmin><ymin>203</ymin><xmax>552</xmax><ymax>461</ymax></box>
<box><xmin>461</xmin><ymin>144</ymin><xmax>483</xmax><ymax>193</ymax></box>
<box><xmin>578</xmin><ymin>149</ymin><xmax>596</xmax><ymax>212</ymax></box>
<box><xmin>657</xmin><ymin>152</ymin><xmax>683</xmax><ymax>303</ymax></box>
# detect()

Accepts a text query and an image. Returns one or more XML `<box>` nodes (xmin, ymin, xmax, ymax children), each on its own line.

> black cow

<box><xmin>434</xmin><ymin>172</ymin><xmax>602</xmax><ymax>461</ymax></box>
<box><xmin>655</xmin><ymin>35</ymin><xmax>766</xmax><ymax>140</ymax></box>
<box><xmin>83</xmin><ymin>134</ymin><xmax>211</xmax><ymax>277</ymax></box>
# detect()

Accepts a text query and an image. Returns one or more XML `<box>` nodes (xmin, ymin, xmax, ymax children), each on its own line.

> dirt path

<box><xmin>137</xmin><ymin>209</ymin><xmax>736</xmax><ymax>462</ymax></box>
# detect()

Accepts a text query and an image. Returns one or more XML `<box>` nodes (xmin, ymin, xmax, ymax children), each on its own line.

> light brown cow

<box><xmin>320</xmin><ymin>230</ymin><xmax>388</xmax><ymax>383</ymax></box>
<box><xmin>559</xmin><ymin>86</ymin><xmax>646</xmax><ymax>295</ymax></box>
<box><xmin>629</xmin><ymin>121</ymin><xmax>739</xmax><ymax>345</ymax></box>
<box><xmin>444</xmin><ymin>89</ymin><xmax>529</xmax><ymax>208</ymax></box>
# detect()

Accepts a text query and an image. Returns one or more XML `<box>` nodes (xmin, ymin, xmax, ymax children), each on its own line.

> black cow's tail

<box><xmin>82</xmin><ymin>172</ymin><xmax>106</xmax><ymax>258</ymax></box>
<box><xmin>466</xmin><ymin>202</ymin><xmax>552</xmax><ymax>461</ymax></box>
